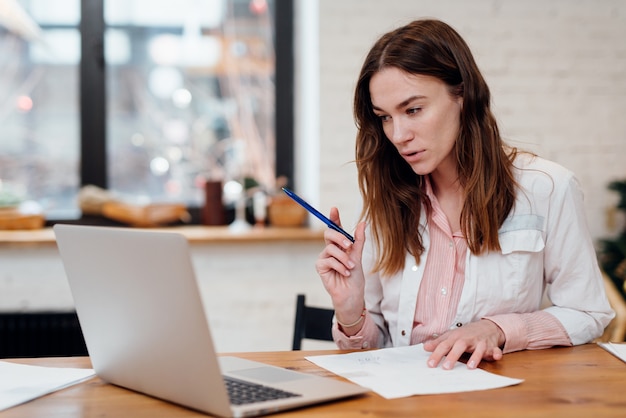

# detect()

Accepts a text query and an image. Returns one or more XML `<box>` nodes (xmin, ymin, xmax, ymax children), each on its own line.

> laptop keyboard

<box><xmin>224</xmin><ymin>376</ymin><xmax>301</xmax><ymax>405</ymax></box>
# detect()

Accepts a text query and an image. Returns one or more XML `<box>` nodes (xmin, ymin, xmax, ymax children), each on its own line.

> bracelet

<box><xmin>336</xmin><ymin>307</ymin><xmax>367</xmax><ymax>328</ymax></box>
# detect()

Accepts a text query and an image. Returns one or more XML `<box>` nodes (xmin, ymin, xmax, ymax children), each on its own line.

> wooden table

<box><xmin>3</xmin><ymin>344</ymin><xmax>625</xmax><ymax>417</ymax></box>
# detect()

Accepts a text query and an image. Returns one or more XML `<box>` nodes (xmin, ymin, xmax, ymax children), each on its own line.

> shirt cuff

<box><xmin>484</xmin><ymin>311</ymin><xmax>572</xmax><ymax>353</ymax></box>
<box><xmin>332</xmin><ymin>312</ymin><xmax>379</xmax><ymax>349</ymax></box>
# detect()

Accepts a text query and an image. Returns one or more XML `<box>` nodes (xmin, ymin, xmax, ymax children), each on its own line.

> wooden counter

<box><xmin>0</xmin><ymin>225</ymin><xmax>325</xmax><ymax>247</ymax></box>
<box><xmin>0</xmin><ymin>225</ymin><xmax>329</xmax><ymax>352</ymax></box>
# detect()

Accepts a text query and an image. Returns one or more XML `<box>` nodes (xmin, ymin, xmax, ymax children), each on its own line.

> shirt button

<box><xmin>441</xmin><ymin>287</ymin><xmax>447</xmax><ymax>296</ymax></box>
<box><xmin>362</xmin><ymin>341</ymin><xmax>369</xmax><ymax>349</ymax></box>
<box><xmin>456</xmin><ymin>322</ymin><xmax>463</xmax><ymax>327</ymax></box>
<box><xmin>449</xmin><ymin>241</ymin><xmax>454</xmax><ymax>248</ymax></box>
<box><xmin>401</xmin><ymin>330</ymin><xmax>406</xmax><ymax>336</ymax></box>
<box><xmin>432</xmin><ymin>333</ymin><xmax>439</xmax><ymax>338</ymax></box>
<box><xmin>411</xmin><ymin>265</ymin><xmax>418</xmax><ymax>272</ymax></box>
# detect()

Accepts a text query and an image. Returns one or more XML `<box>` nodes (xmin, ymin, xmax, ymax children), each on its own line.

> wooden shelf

<box><xmin>0</xmin><ymin>225</ymin><xmax>325</xmax><ymax>247</ymax></box>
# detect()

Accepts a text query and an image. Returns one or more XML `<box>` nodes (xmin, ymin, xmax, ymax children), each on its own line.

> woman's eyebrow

<box><xmin>396</xmin><ymin>95</ymin><xmax>426</xmax><ymax>110</ymax></box>
<box><xmin>372</xmin><ymin>95</ymin><xmax>427</xmax><ymax>112</ymax></box>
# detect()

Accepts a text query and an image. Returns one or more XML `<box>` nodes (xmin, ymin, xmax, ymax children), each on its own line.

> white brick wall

<box><xmin>314</xmin><ymin>0</ymin><xmax>626</xmax><ymax>243</ymax></box>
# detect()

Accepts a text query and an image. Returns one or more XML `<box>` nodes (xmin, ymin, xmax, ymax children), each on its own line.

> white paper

<box><xmin>306</xmin><ymin>344</ymin><xmax>523</xmax><ymax>399</ymax></box>
<box><xmin>0</xmin><ymin>361</ymin><xmax>95</xmax><ymax>411</ymax></box>
<box><xmin>598</xmin><ymin>342</ymin><xmax>626</xmax><ymax>363</ymax></box>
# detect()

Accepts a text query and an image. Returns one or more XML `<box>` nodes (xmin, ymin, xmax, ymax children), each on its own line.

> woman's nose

<box><xmin>390</xmin><ymin>118</ymin><xmax>412</xmax><ymax>144</ymax></box>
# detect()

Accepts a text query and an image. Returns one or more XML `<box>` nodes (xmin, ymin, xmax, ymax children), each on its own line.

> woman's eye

<box><xmin>407</xmin><ymin>107</ymin><xmax>421</xmax><ymax>115</ymax></box>
<box><xmin>378</xmin><ymin>114</ymin><xmax>391</xmax><ymax>122</ymax></box>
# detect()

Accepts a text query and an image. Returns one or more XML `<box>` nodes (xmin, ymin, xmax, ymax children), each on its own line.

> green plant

<box><xmin>598</xmin><ymin>179</ymin><xmax>626</xmax><ymax>300</ymax></box>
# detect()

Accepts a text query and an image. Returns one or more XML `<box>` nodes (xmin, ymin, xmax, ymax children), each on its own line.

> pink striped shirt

<box><xmin>410</xmin><ymin>183</ymin><xmax>467</xmax><ymax>344</ymax></box>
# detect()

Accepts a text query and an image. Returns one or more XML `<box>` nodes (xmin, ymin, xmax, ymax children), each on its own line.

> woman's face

<box><xmin>369</xmin><ymin>67</ymin><xmax>463</xmax><ymax>178</ymax></box>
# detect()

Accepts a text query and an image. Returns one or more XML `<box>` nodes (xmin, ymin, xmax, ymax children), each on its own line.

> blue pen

<box><xmin>281</xmin><ymin>187</ymin><xmax>355</xmax><ymax>243</ymax></box>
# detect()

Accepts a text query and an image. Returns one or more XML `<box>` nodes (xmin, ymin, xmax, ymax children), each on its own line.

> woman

<box><xmin>315</xmin><ymin>19</ymin><xmax>614</xmax><ymax>370</ymax></box>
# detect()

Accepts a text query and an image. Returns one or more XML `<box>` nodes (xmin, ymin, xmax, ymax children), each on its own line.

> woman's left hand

<box><xmin>422</xmin><ymin>319</ymin><xmax>505</xmax><ymax>370</ymax></box>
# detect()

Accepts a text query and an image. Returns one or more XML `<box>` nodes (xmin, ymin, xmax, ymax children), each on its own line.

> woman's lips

<box><xmin>402</xmin><ymin>149</ymin><xmax>424</xmax><ymax>163</ymax></box>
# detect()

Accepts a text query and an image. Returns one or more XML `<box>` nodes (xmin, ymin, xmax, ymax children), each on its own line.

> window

<box><xmin>0</xmin><ymin>0</ymin><xmax>293</xmax><ymax>223</ymax></box>
<box><xmin>0</xmin><ymin>0</ymin><xmax>81</xmax><ymax>217</ymax></box>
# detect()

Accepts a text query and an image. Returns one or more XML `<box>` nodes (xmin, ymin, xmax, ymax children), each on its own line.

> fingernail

<box><xmin>343</xmin><ymin>240</ymin><xmax>352</xmax><ymax>247</ymax></box>
<box><xmin>468</xmin><ymin>361</ymin><xmax>476</xmax><ymax>369</ymax></box>
<box><xmin>443</xmin><ymin>361</ymin><xmax>451</xmax><ymax>370</ymax></box>
<box><xmin>344</xmin><ymin>270</ymin><xmax>351</xmax><ymax>276</ymax></box>
<box><xmin>427</xmin><ymin>360</ymin><xmax>435</xmax><ymax>368</ymax></box>
<box><xmin>348</xmin><ymin>261</ymin><xmax>355</xmax><ymax>268</ymax></box>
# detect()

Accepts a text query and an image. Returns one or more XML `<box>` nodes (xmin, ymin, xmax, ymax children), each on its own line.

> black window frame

<box><xmin>61</xmin><ymin>0</ymin><xmax>294</xmax><ymax>225</ymax></box>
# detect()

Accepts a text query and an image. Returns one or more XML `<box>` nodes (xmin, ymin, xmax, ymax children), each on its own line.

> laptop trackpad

<box><xmin>230</xmin><ymin>367</ymin><xmax>311</xmax><ymax>384</ymax></box>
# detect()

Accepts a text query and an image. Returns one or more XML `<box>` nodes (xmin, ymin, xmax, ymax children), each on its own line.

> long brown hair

<box><xmin>354</xmin><ymin>19</ymin><xmax>518</xmax><ymax>276</ymax></box>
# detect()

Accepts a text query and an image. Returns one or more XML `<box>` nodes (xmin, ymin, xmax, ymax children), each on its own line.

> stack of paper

<box><xmin>306</xmin><ymin>344</ymin><xmax>523</xmax><ymax>399</ymax></box>
<box><xmin>0</xmin><ymin>361</ymin><xmax>95</xmax><ymax>411</ymax></box>
<box><xmin>598</xmin><ymin>342</ymin><xmax>626</xmax><ymax>363</ymax></box>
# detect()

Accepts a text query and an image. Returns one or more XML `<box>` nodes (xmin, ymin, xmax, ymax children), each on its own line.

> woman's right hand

<box><xmin>315</xmin><ymin>207</ymin><xmax>367</xmax><ymax>332</ymax></box>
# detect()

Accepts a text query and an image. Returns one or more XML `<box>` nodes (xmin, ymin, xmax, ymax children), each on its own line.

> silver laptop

<box><xmin>53</xmin><ymin>224</ymin><xmax>368</xmax><ymax>417</ymax></box>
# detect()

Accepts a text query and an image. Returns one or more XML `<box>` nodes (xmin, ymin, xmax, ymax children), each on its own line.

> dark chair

<box><xmin>292</xmin><ymin>294</ymin><xmax>335</xmax><ymax>350</ymax></box>
<box><xmin>0</xmin><ymin>312</ymin><xmax>88</xmax><ymax>358</ymax></box>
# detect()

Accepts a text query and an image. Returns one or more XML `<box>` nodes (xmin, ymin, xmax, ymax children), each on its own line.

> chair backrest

<box><xmin>0</xmin><ymin>311</ymin><xmax>88</xmax><ymax>358</ymax></box>
<box><xmin>292</xmin><ymin>294</ymin><xmax>335</xmax><ymax>350</ymax></box>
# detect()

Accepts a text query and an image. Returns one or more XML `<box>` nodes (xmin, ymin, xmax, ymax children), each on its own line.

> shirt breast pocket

<box><xmin>470</xmin><ymin>221</ymin><xmax>546</xmax><ymax>315</ymax></box>
<box><xmin>500</xmin><ymin>228</ymin><xmax>545</xmax><ymax>255</ymax></box>
<box><xmin>493</xmin><ymin>227</ymin><xmax>545</xmax><ymax>310</ymax></box>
